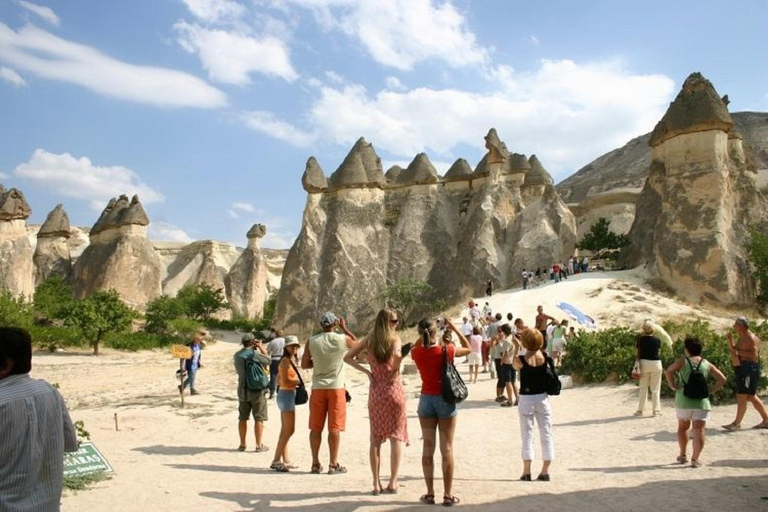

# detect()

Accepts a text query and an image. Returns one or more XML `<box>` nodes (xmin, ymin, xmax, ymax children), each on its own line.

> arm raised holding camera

<box><xmin>445</xmin><ymin>318</ymin><xmax>472</xmax><ymax>357</ymax></box>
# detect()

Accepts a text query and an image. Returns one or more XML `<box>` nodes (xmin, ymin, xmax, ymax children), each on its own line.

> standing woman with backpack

<box><xmin>664</xmin><ymin>337</ymin><xmax>726</xmax><ymax>468</ymax></box>
<box><xmin>270</xmin><ymin>336</ymin><xmax>303</xmax><ymax>472</ymax></box>
<box><xmin>410</xmin><ymin>318</ymin><xmax>471</xmax><ymax>507</ymax></box>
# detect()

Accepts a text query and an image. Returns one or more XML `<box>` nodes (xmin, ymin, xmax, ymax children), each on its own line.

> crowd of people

<box><xmin>520</xmin><ymin>257</ymin><xmax>590</xmax><ymax>290</ymax></box>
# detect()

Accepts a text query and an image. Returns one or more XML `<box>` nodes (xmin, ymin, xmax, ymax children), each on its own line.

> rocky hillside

<box><xmin>557</xmin><ymin>111</ymin><xmax>768</xmax><ymax>203</ymax></box>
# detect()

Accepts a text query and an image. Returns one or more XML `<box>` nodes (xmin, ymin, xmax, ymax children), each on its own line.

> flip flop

<box><xmin>722</xmin><ymin>423</ymin><xmax>741</xmax><ymax>432</ymax></box>
<box><xmin>237</xmin><ymin>445</ymin><xmax>246</xmax><ymax>452</ymax></box>
<box><xmin>443</xmin><ymin>495</ymin><xmax>460</xmax><ymax>507</ymax></box>
<box><xmin>383</xmin><ymin>487</ymin><xmax>398</xmax><ymax>494</ymax></box>
<box><xmin>752</xmin><ymin>422</ymin><xmax>768</xmax><ymax>430</ymax></box>
<box><xmin>420</xmin><ymin>494</ymin><xmax>435</xmax><ymax>505</ymax></box>
<box><xmin>254</xmin><ymin>444</ymin><xmax>270</xmax><ymax>452</ymax></box>
<box><xmin>311</xmin><ymin>463</ymin><xmax>323</xmax><ymax>474</ymax></box>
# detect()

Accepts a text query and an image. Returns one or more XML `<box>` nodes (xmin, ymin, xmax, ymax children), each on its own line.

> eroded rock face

<box><xmin>275</xmin><ymin>131</ymin><xmax>577</xmax><ymax>337</ymax></box>
<box><xmin>623</xmin><ymin>73</ymin><xmax>768</xmax><ymax>306</ymax></box>
<box><xmin>0</xmin><ymin>187</ymin><xmax>34</xmax><ymax>298</ymax></box>
<box><xmin>34</xmin><ymin>204</ymin><xmax>72</xmax><ymax>286</ymax></box>
<box><xmin>226</xmin><ymin>224</ymin><xmax>270</xmax><ymax>318</ymax></box>
<box><xmin>302</xmin><ymin>157</ymin><xmax>328</xmax><ymax>193</ymax></box>
<box><xmin>72</xmin><ymin>195</ymin><xmax>162</xmax><ymax>309</ymax></box>
<box><xmin>160</xmin><ymin>240</ymin><xmax>240</xmax><ymax>297</ymax></box>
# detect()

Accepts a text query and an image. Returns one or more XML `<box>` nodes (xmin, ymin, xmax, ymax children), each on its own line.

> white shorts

<box><xmin>467</xmin><ymin>352</ymin><xmax>482</xmax><ymax>365</ymax></box>
<box><xmin>676</xmin><ymin>409</ymin><xmax>709</xmax><ymax>421</ymax></box>
<box><xmin>552</xmin><ymin>338</ymin><xmax>566</xmax><ymax>353</ymax></box>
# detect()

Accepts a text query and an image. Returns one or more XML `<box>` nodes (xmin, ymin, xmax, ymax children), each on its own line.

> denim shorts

<box><xmin>277</xmin><ymin>389</ymin><xmax>296</xmax><ymax>412</ymax></box>
<box><xmin>417</xmin><ymin>394</ymin><xmax>457</xmax><ymax>419</ymax></box>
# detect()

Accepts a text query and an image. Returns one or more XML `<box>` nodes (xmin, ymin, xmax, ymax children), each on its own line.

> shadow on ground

<box><xmin>200</xmin><ymin>475</ymin><xmax>768</xmax><ymax>511</ymax></box>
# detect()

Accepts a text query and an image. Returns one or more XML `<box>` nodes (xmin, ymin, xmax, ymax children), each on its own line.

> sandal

<box><xmin>420</xmin><ymin>494</ymin><xmax>435</xmax><ymax>505</ymax></box>
<box><xmin>691</xmin><ymin>459</ymin><xmax>702</xmax><ymax>468</ymax></box>
<box><xmin>383</xmin><ymin>486</ymin><xmax>398</xmax><ymax>494</ymax></box>
<box><xmin>500</xmin><ymin>401</ymin><xmax>513</xmax><ymax>407</ymax></box>
<box><xmin>269</xmin><ymin>461</ymin><xmax>290</xmax><ymax>472</ymax></box>
<box><xmin>752</xmin><ymin>421</ymin><xmax>768</xmax><ymax>430</ymax></box>
<box><xmin>371</xmin><ymin>489</ymin><xmax>381</xmax><ymax>496</ymax></box>
<box><xmin>237</xmin><ymin>445</ymin><xmax>246</xmax><ymax>452</ymax></box>
<box><xmin>311</xmin><ymin>463</ymin><xmax>323</xmax><ymax>474</ymax></box>
<box><xmin>722</xmin><ymin>423</ymin><xmax>741</xmax><ymax>432</ymax></box>
<box><xmin>328</xmin><ymin>462</ymin><xmax>347</xmax><ymax>475</ymax></box>
<box><xmin>443</xmin><ymin>496</ymin><xmax>460</xmax><ymax>507</ymax></box>
<box><xmin>519</xmin><ymin>474</ymin><xmax>532</xmax><ymax>481</ymax></box>
<box><xmin>536</xmin><ymin>474</ymin><xmax>550</xmax><ymax>481</ymax></box>
<box><xmin>254</xmin><ymin>444</ymin><xmax>270</xmax><ymax>452</ymax></box>
<box><xmin>633</xmin><ymin>410</ymin><xmax>643</xmax><ymax>417</ymax></box>
<box><xmin>676</xmin><ymin>455</ymin><xmax>688</xmax><ymax>464</ymax></box>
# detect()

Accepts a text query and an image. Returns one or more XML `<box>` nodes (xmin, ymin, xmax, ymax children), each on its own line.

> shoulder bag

<box><xmin>289</xmin><ymin>359</ymin><xmax>309</xmax><ymax>405</ymax></box>
<box><xmin>441</xmin><ymin>346</ymin><xmax>468</xmax><ymax>404</ymax></box>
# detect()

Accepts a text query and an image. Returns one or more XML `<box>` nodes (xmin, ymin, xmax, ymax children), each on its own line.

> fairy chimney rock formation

<box><xmin>34</xmin><ymin>204</ymin><xmax>72</xmax><ymax>285</ymax></box>
<box><xmin>275</xmin><ymin>131</ymin><xmax>577</xmax><ymax>337</ymax></box>
<box><xmin>396</xmin><ymin>153</ymin><xmax>440</xmax><ymax>186</ymax></box>
<box><xmin>624</xmin><ymin>72</ymin><xmax>768</xmax><ymax>306</ymax></box>
<box><xmin>327</xmin><ymin>137</ymin><xmax>386</xmax><ymax>190</ymax></box>
<box><xmin>73</xmin><ymin>194</ymin><xmax>161</xmax><ymax>309</ymax></box>
<box><xmin>226</xmin><ymin>224</ymin><xmax>270</xmax><ymax>318</ymax></box>
<box><xmin>302</xmin><ymin>157</ymin><xmax>328</xmax><ymax>193</ymax></box>
<box><xmin>0</xmin><ymin>186</ymin><xmax>34</xmax><ymax>298</ymax></box>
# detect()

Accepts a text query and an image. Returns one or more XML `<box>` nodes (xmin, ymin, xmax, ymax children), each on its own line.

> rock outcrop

<box><xmin>33</xmin><ymin>204</ymin><xmax>72</xmax><ymax>286</ymax></box>
<box><xmin>72</xmin><ymin>195</ymin><xmax>162</xmax><ymax>309</ymax></box>
<box><xmin>225</xmin><ymin>224</ymin><xmax>270</xmax><ymax>318</ymax></box>
<box><xmin>275</xmin><ymin>130</ymin><xmax>577</xmax><ymax>337</ymax></box>
<box><xmin>0</xmin><ymin>186</ymin><xmax>34</xmax><ymax>298</ymax></box>
<box><xmin>159</xmin><ymin>240</ymin><xmax>241</xmax><ymax>297</ymax></box>
<box><xmin>623</xmin><ymin>72</ymin><xmax>768</xmax><ymax>306</ymax></box>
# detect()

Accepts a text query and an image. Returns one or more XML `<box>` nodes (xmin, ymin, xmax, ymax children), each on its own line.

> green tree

<box><xmin>144</xmin><ymin>295</ymin><xmax>184</xmax><ymax>334</ymax></box>
<box><xmin>747</xmin><ymin>226</ymin><xmax>768</xmax><ymax>310</ymax></box>
<box><xmin>379</xmin><ymin>279</ymin><xmax>446</xmax><ymax>328</ymax></box>
<box><xmin>63</xmin><ymin>290</ymin><xmax>136</xmax><ymax>355</ymax></box>
<box><xmin>0</xmin><ymin>290</ymin><xmax>33</xmax><ymax>328</ymax></box>
<box><xmin>577</xmin><ymin>217</ymin><xmax>630</xmax><ymax>256</ymax></box>
<box><xmin>33</xmin><ymin>277</ymin><xmax>75</xmax><ymax>321</ymax></box>
<box><xmin>176</xmin><ymin>283</ymin><xmax>228</xmax><ymax>321</ymax></box>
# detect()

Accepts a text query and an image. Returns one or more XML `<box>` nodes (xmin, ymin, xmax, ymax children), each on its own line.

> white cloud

<box><xmin>240</xmin><ymin>110</ymin><xmax>314</xmax><ymax>146</ymax></box>
<box><xmin>227</xmin><ymin>209</ymin><xmax>240</xmax><ymax>219</ymax></box>
<box><xmin>286</xmin><ymin>0</ymin><xmax>489</xmax><ymax>70</ymax></box>
<box><xmin>13</xmin><ymin>149</ymin><xmax>164</xmax><ymax>209</ymax></box>
<box><xmin>181</xmin><ymin>0</ymin><xmax>247</xmax><ymax>24</ymax></box>
<box><xmin>231</xmin><ymin>201</ymin><xmax>255</xmax><ymax>212</ymax></box>
<box><xmin>0</xmin><ymin>171</ymin><xmax>9</xmax><ymax>180</ymax></box>
<box><xmin>149</xmin><ymin>221</ymin><xmax>194</xmax><ymax>243</ymax></box>
<box><xmin>0</xmin><ymin>66</ymin><xmax>27</xmax><ymax>87</ymax></box>
<box><xmin>250</xmin><ymin>59</ymin><xmax>675</xmax><ymax>180</ymax></box>
<box><xmin>0</xmin><ymin>23</ymin><xmax>227</xmax><ymax>108</ymax></box>
<box><xmin>324</xmin><ymin>70</ymin><xmax>344</xmax><ymax>84</ymax></box>
<box><xmin>385</xmin><ymin>76</ymin><xmax>405</xmax><ymax>91</ymax></box>
<box><xmin>528</xmin><ymin>35</ymin><xmax>540</xmax><ymax>46</ymax></box>
<box><xmin>261</xmin><ymin>229</ymin><xmax>295</xmax><ymax>249</ymax></box>
<box><xmin>16</xmin><ymin>1</ymin><xmax>60</xmax><ymax>26</ymax></box>
<box><xmin>174</xmin><ymin>21</ymin><xmax>298</xmax><ymax>84</ymax></box>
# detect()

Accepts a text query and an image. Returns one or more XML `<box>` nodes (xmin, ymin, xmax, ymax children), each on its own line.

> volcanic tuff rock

<box><xmin>302</xmin><ymin>157</ymin><xmax>328</xmax><ymax>193</ymax></box>
<box><xmin>226</xmin><ymin>224</ymin><xmax>269</xmax><ymax>318</ymax></box>
<box><xmin>34</xmin><ymin>204</ymin><xmax>72</xmax><ymax>286</ymax></box>
<box><xmin>72</xmin><ymin>195</ymin><xmax>162</xmax><ymax>309</ymax></box>
<box><xmin>623</xmin><ymin>72</ymin><xmax>768</xmax><ymax>306</ymax></box>
<box><xmin>160</xmin><ymin>240</ymin><xmax>240</xmax><ymax>297</ymax></box>
<box><xmin>327</xmin><ymin>137</ymin><xmax>386</xmax><ymax>190</ymax></box>
<box><xmin>274</xmin><ymin>129</ymin><xmax>577</xmax><ymax>337</ymax></box>
<box><xmin>0</xmin><ymin>186</ymin><xmax>34</xmax><ymax>298</ymax></box>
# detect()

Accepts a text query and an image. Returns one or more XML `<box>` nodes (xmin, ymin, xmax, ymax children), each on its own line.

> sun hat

<box><xmin>241</xmin><ymin>333</ymin><xmax>255</xmax><ymax>343</ymax></box>
<box><xmin>284</xmin><ymin>335</ymin><xmax>300</xmax><ymax>348</ymax></box>
<box><xmin>320</xmin><ymin>311</ymin><xmax>337</xmax><ymax>327</ymax></box>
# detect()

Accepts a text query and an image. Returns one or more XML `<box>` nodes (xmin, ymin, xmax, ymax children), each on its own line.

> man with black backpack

<box><xmin>234</xmin><ymin>333</ymin><xmax>271</xmax><ymax>452</ymax></box>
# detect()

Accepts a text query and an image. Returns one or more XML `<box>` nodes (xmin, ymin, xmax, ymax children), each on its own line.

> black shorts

<box><xmin>497</xmin><ymin>364</ymin><xmax>516</xmax><ymax>387</ymax></box>
<box><xmin>736</xmin><ymin>361</ymin><xmax>760</xmax><ymax>395</ymax></box>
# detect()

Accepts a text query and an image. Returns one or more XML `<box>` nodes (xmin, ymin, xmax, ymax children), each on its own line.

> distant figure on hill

<box><xmin>179</xmin><ymin>329</ymin><xmax>206</xmax><ymax>395</ymax></box>
<box><xmin>485</xmin><ymin>279</ymin><xmax>493</xmax><ymax>297</ymax></box>
<box><xmin>460</xmin><ymin>317</ymin><xmax>473</xmax><ymax>338</ymax></box>
<box><xmin>522</xmin><ymin>269</ymin><xmax>529</xmax><ymax>290</ymax></box>
<box><xmin>723</xmin><ymin>317</ymin><xmax>768</xmax><ymax>430</ymax></box>
<box><xmin>664</xmin><ymin>337</ymin><xmax>726</xmax><ymax>467</ymax></box>
<box><xmin>344</xmin><ymin>308</ymin><xmax>408</xmax><ymax>495</ymax></box>
<box><xmin>467</xmin><ymin>327</ymin><xmax>483</xmax><ymax>383</ymax></box>
<box><xmin>234</xmin><ymin>333</ymin><xmax>271</xmax><ymax>452</ymax></box>
<box><xmin>0</xmin><ymin>327</ymin><xmax>78</xmax><ymax>511</ymax></box>
<box><xmin>302</xmin><ymin>312</ymin><xmax>358</xmax><ymax>475</ymax></box>
<box><xmin>482</xmin><ymin>302</ymin><xmax>492</xmax><ymax>317</ymax></box>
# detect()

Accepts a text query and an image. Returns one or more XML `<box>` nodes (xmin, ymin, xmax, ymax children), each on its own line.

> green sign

<box><xmin>63</xmin><ymin>442</ymin><xmax>113</xmax><ymax>477</ymax></box>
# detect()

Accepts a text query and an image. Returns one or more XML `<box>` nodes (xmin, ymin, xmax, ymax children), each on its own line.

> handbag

<box><xmin>441</xmin><ymin>346</ymin><xmax>468</xmax><ymax>404</ymax></box>
<box><xmin>289</xmin><ymin>360</ymin><xmax>308</xmax><ymax>405</ymax></box>
<box><xmin>631</xmin><ymin>359</ymin><xmax>641</xmax><ymax>380</ymax></box>
<box><xmin>544</xmin><ymin>355</ymin><xmax>561</xmax><ymax>396</ymax></box>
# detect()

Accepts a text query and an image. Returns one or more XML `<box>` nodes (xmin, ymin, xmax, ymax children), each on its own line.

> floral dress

<box><xmin>368</xmin><ymin>356</ymin><xmax>409</xmax><ymax>445</ymax></box>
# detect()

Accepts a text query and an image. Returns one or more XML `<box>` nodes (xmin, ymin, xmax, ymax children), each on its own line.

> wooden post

<box><xmin>114</xmin><ymin>412</ymin><xmax>119</xmax><ymax>431</ymax></box>
<box><xmin>179</xmin><ymin>371</ymin><xmax>185</xmax><ymax>409</ymax></box>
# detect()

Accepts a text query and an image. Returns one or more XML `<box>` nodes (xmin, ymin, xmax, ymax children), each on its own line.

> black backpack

<box><xmin>545</xmin><ymin>355</ymin><xmax>561</xmax><ymax>396</ymax></box>
<box><xmin>683</xmin><ymin>358</ymin><xmax>709</xmax><ymax>400</ymax></box>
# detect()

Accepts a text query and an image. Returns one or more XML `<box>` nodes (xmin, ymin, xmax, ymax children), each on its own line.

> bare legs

<box><xmin>678</xmin><ymin>418</ymin><xmax>706</xmax><ymax>463</ymax></box>
<box><xmin>389</xmin><ymin>438</ymin><xmax>402</xmax><ymax>490</ymax></box>
<box><xmin>370</xmin><ymin>438</ymin><xmax>383</xmax><ymax>492</ymax></box>
<box><xmin>418</xmin><ymin>416</ymin><xmax>457</xmax><ymax>500</ymax></box>
<box><xmin>309</xmin><ymin>430</ymin><xmax>322</xmax><ymax>467</ymax></box>
<box><xmin>369</xmin><ymin>437</ymin><xmax>402</xmax><ymax>492</ymax></box>
<box><xmin>730</xmin><ymin>394</ymin><xmax>768</xmax><ymax>427</ymax></box>
<box><xmin>328</xmin><ymin>431</ymin><xmax>341</xmax><ymax>466</ymax></box>
<box><xmin>272</xmin><ymin>411</ymin><xmax>295</xmax><ymax>465</ymax></box>
<box><xmin>238</xmin><ymin>419</ymin><xmax>265</xmax><ymax>450</ymax></box>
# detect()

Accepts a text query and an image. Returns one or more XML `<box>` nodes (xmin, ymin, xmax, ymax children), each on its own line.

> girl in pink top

<box><xmin>468</xmin><ymin>327</ymin><xmax>484</xmax><ymax>384</ymax></box>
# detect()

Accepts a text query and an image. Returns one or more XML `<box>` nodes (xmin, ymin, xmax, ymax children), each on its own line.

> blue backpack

<box><xmin>238</xmin><ymin>350</ymin><xmax>269</xmax><ymax>392</ymax></box>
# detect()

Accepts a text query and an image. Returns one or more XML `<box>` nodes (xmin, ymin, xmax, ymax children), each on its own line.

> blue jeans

<box><xmin>417</xmin><ymin>394</ymin><xmax>457</xmax><ymax>419</ymax></box>
<box><xmin>269</xmin><ymin>359</ymin><xmax>280</xmax><ymax>395</ymax></box>
<box><xmin>183</xmin><ymin>368</ymin><xmax>197</xmax><ymax>390</ymax></box>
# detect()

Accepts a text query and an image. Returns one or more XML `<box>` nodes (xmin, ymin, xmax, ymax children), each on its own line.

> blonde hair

<box><xmin>367</xmin><ymin>308</ymin><xmax>398</xmax><ymax>363</ymax></box>
<box><xmin>521</xmin><ymin>328</ymin><xmax>544</xmax><ymax>351</ymax></box>
<box><xmin>641</xmin><ymin>319</ymin><xmax>654</xmax><ymax>335</ymax></box>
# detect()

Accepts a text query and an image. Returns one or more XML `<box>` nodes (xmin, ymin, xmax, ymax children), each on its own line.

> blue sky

<box><xmin>1</xmin><ymin>0</ymin><xmax>766</xmax><ymax>248</ymax></box>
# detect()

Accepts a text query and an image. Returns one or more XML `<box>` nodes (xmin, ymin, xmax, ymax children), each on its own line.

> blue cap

<box><xmin>320</xmin><ymin>311</ymin><xmax>337</xmax><ymax>327</ymax></box>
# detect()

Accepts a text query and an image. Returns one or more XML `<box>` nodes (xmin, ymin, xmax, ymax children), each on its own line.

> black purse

<box><xmin>441</xmin><ymin>346</ymin><xmax>468</xmax><ymax>404</ymax></box>
<box><xmin>289</xmin><ymin>360</ymin><xmax>309</xmax><ymax>405</ymax></box>
<box><xmin>544</xmin><ymin>356</ymin><xmax>561</xmax><ymax>396</ymax></box>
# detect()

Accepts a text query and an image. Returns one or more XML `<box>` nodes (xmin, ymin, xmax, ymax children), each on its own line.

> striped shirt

<box><xmin>0</xmin><ymin>374</ymin><xmax>78</xmax><ymax>512</ymax></box>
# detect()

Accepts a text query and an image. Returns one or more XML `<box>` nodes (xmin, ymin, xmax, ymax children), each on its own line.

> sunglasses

<box><xmin>390</xmin><ymin>319</ymin><xmax>399</xmax><ymax>324</ymax></box>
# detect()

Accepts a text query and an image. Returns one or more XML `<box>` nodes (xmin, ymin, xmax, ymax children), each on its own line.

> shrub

<box><xmin>560</xmin><ymin>319</ymin><xmax>766</xmax><ymax>405</ymax></box>
<box><xmin>33</xmin><ymin>277</ymin><xmax>74</xmax><ymax>321</ymax></box>
<box><xmin>144</xmin><ymin>295</ymin><xmax>184</xmax><ymax>334</ymax></box>
<box><xmin>169</xmin><ymin>318</ymin><xmax>202</xmax><ymax>339</ymax></box>
<box><xmin>104</xmin><ymin>332</ymin><xmax>176</xmax><ymax>351</ymax></box>
<box><xmin>29</xmin><ymin>325</ymin><xmax>88</xmax><ymax>352</ymax></box>
<box><xmin>379</xmin><ymin>279</ymin><xmax>446</xmax><ymax>328</ymax></box>
<box><xmin>576</xmin><ymin>217</ymin><xmax>629</xmax><ymax>257</ymax></box>
<box><xmin>176</xmin><ymin>283</ymin><xmax>227</xmax><ymax>321</ymax></box>
<box><xmin>0</xmin><ymin>289</ymin><xmax>33</xmax><ymax>328</ymax></box>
